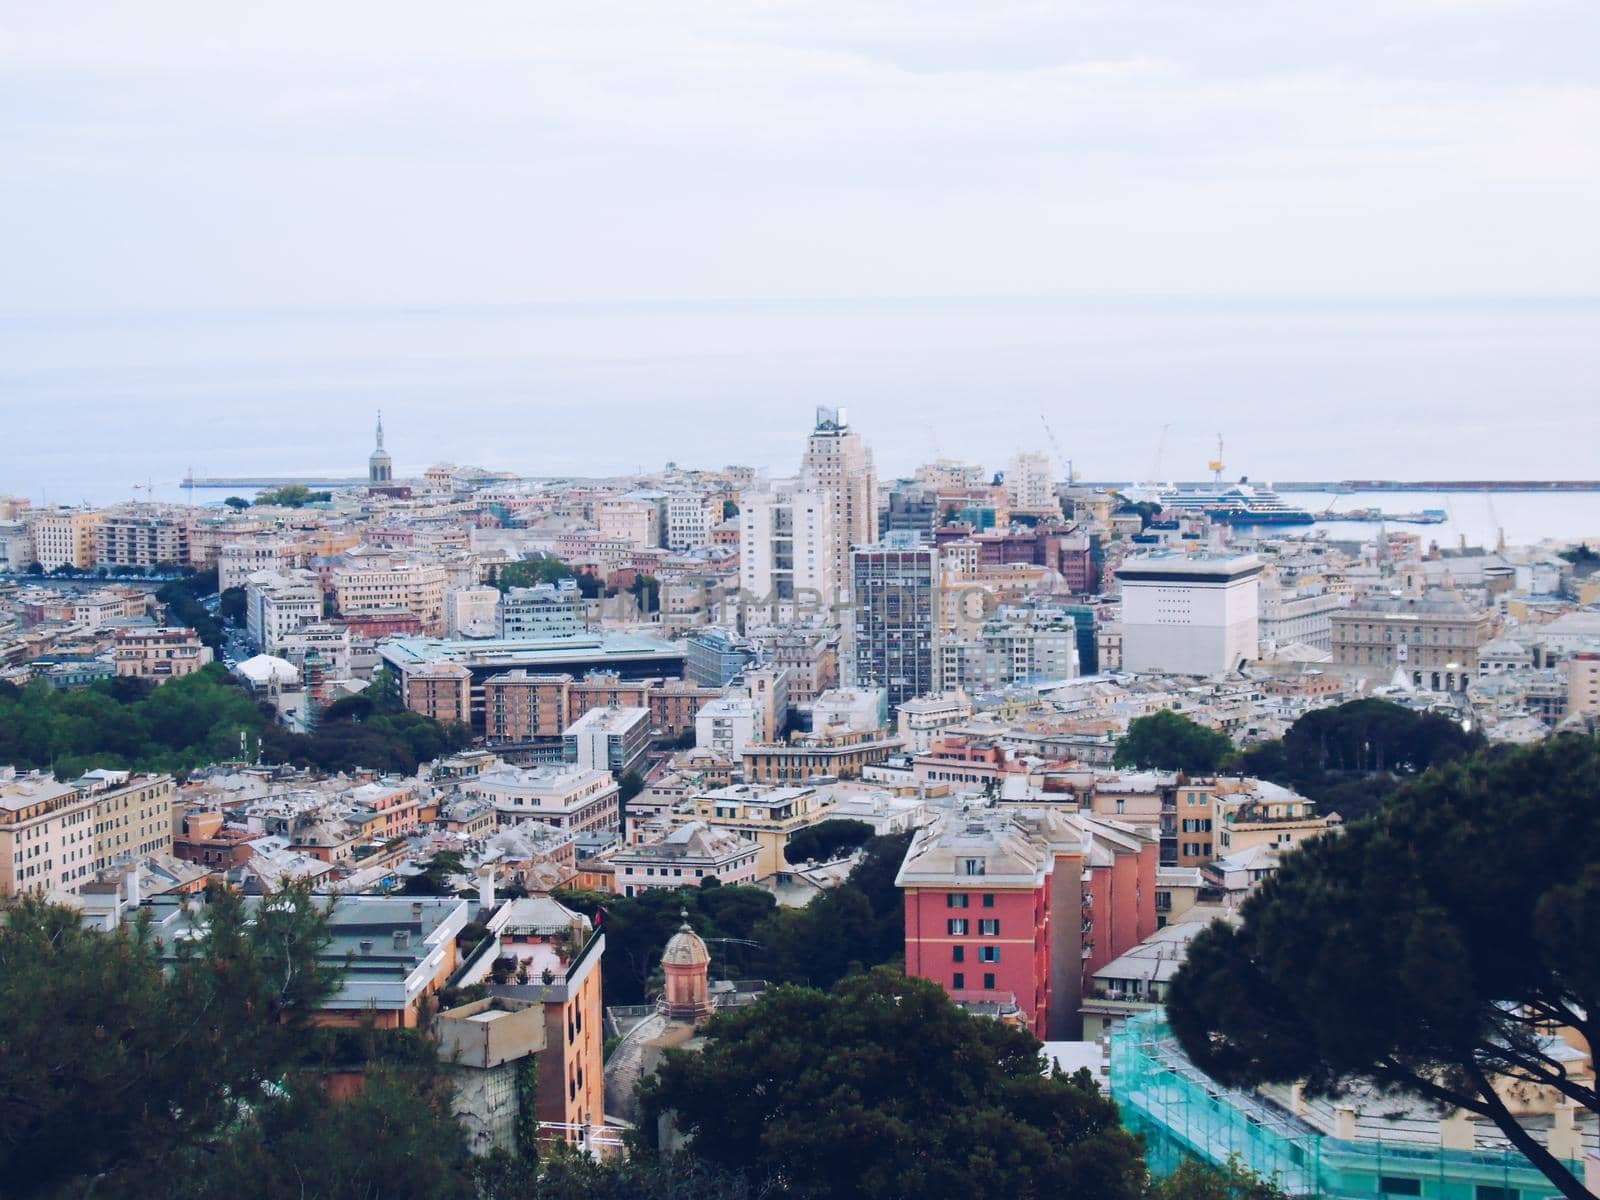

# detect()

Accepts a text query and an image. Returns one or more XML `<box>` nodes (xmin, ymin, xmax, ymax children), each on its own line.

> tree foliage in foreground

<box><xmin>1167</xmin><ymin>736</ymin><xmax>1600</xmax><ymax>1200</ymax></box>
<box><xmin>0</xmin><ymin>882</ymin><xmax>341</xmax><ymax>1199</ymax></box>
<box><xmin>639</xmin><ymin>968</ymin><xmax>1147</xmax><ymax>1200</ymax></box>
<box><xmin>1114</xmin><ymin>709</ymin><xmax>1234</xmax><ymax>773</ymax></box>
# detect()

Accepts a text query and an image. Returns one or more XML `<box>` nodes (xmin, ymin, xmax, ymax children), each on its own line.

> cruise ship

<box><xmin>1152</xmin><ymin>482</ymin><xmax>1315</xmax><ymax>526</ymax></box>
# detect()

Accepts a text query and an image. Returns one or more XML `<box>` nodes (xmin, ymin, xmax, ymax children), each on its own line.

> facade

<box><xmin>1330</xmin><ymin>593</ymin><xmax>1494</xmax><ymax>692</ymax></box>
<box><xmin>684</xmin><ymin>783</ymin><xmax>835</xmax><ymax>879</ymax></box>
<box><xmin>446</xmin><ymin>585</ymin><xmax>501</xmax><ymax>636</ymax></box>
<box><xmin>401</xmin><ymin>662</ymin><xmax>473</xmax><ymax>725</ymax></box>
<box><xmin>1569</xmin><ymin>652</ymin><xmax>1600</xmax><ymax>717</ymax></box>
<box><xmin>500</xmin><ymin>580</ymin><xmax>585</xmax><ymax>639</ymax></box>
<box><xmin>851</xmin><ymin>536</ymin><xmax>939</xmax><ymax>710</ymax></box>
<box><xmin>562</xmin><ymin>706</ymin><xmax>651</xmax><ymax>777</ymax></box>
<box><xmin>800</xmin><ymin>406</ymin><xmax>879</xmax><ymax>588</ymax></box>
<box><xmin>0</xmin><ymin>771</ymin><xmax>96</xmax><ymax>896</ymax></box>
<box><xmin>738</xmin><ymin>478</ymin><xmax>839</xmax><ymax>615</ymax></box>
<box><xmin>1116</xmin><ymin>552</ymin><xmax>1263</xmax><ymax>677</ymax></box>
<box><xmin>1258</xmin><ymin>579</ymin><xmax>1347</xmax><ymax>653</ymax></box>
<box><xmin>684</xmin><ymin>627</ymin><xmax>755</xmax><ymax>688</ymax></box>
<box><xmin>940</xmin><ymin>614</ymin><xmax>1079</xmax><ymax>692</ymax></box>
<box><xmin>245</xmin><ymin>570</ymin><xmax>322</xmax><ymax>652</ymax></box>
<box><xmin>1003</xmin><ymin>451</ymin><xmax>1055</xmax><ymax>513</ymax></box>
<box><xmin>897</xmin><ymin>805</ymin><xmax>1157</xmax><ymax>1039</ymax></box>
<box><xmin>596</xmin><ymin>497</ymin><xmax>661</xmax><ymax>547</ymax></box>
<box><xmin>742</xmin><ymin>730</ymin><xmax>903</xmax><ymax>784</ymax></box>
<box><xmin>113</xmin><ymin>626</ymin><xmax>213</xmax><ymax>680</ymax></box>
<box><xmin>27</xmin><ymin>509</ymin><xmax>102</xmax><ymax>571</ymax></box>
<box><xmin>465</xmin><ymin>764</ymin><xmax>621</xmax><ymax>834</ymax></box>
<box><xmin>82</xmin><ymin>770</ymin><xmax>177</xmax><ymax>872</ymax></box>
<box><xmin>611</xmin><ymin>821</ymin><xmax>761</xmax><ymax>896</ymax></box>
<box><xmin>663</xmin><ymin>491</ymin><xmax>723</xmax><ymax>551</ymax></box>
<box><xmin>896</xmin><ymin>692</ymin><xmax>974</xmax><ymax>752</ymax></box>
<box><xmin>334</xmin><ymin>562</ymin><xmax>448</xmax><ymax>634</ymax></box>
<box><xmin>695</xmin><ymin>697</ymin><xmax>760</xmax><ymax>758</ymax></box>
<box><xmin>95</xmin><ymin>508</ymin><xmax>192</xmax><ymax>569</ymax></box>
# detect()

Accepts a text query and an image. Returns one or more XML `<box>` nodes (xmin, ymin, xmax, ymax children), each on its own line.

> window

<box><xmin>961</xmin><ymin>858</ymin><xmax>985</xmax><ymax>877</ymax></box>
<box><xmin>952</xmin><ymin>972</ymin><xmax>965</xmax><ymax>990</ymax></box>
<box><xmin>1380</xmin><ymin>1178</ymin><xmax>1422</xmax><ymax>1197</ymax></box>
<box><xmin>1475</xmin><ymin>1188</ymin><xmax>1517</xmax><ymax>1200</ymax></box>
<box><xmin>982</xmin><ymin>973</ymin><xmax>996</xmax><ymax>990</ymax></box>
<box><xmin>982</xmin><ymin>893</ymin><xmax>995</xmax><ymax>908</ymax></box>
<box><xmin>952</xmin><ymin>946</ymin><xmax>964</xmax><ymax>963</ymax></box>
<box><xmin>947</xmin><ymin>893</ymin><xmax>969</xmax><ymax>909</ymax></box>
<box><xmin>978</xmin><ymin>919</ymin><xmax>1000</xmax><ymax>936</ymax></box>
<box><xmin>979</xmin><ymin>946</ymin><xmax>1000</xmax><ymax>963</ymax></box>
<box><xmin>947</xmin><ymin>919</ymin><xmax>968</xmax><ymax>936</ymax></box>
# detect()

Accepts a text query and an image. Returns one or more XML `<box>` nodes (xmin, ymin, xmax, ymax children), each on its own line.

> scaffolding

<box><xmin>1111</xmin><ymin>1011</ymin><xmax>1578</xmax><ymax>1200</ymax></box>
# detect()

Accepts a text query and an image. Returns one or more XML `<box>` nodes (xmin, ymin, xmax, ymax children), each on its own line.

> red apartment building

<box><xmin>896</xmin><ymin>805</ymin><xmax>1156</xmax><ymax>1039</ymax></box>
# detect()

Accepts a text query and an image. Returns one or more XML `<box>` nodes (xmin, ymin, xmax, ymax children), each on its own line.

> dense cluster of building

<box><xmin>4</xmin><ymin>412</ymin><xmax>1598</xmax><ymax>1187</ymax></box>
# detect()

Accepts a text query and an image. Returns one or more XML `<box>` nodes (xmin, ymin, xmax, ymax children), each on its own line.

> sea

<box><xmin>3</xmin><ymin>296</ymin><xmax>1598</xmax><ymax>550</ymax></box>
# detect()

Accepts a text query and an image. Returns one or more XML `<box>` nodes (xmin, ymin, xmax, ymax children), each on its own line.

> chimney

<box><xmin>410</xmin><ymin>901</ymin><xmax>423</xmax><ymax>919</ymax></box>
<box><xmin>393</xmin><ymin>930</ymin><xmax>411</xmax><ymax>951</ymax></box>
<box><xmin>478</xmin><ymin>865</ymin><xmax>495</xmax><ymax>911</ymax></box>
<box><xmin>124</xmin><ymin>869</ymin><xmax>141</xmax><ymax>908</ymax></box>
<box><xmin>359</xmin><ymin>939</ymin><xmax>374</xmax><ymax>955</ymax></box>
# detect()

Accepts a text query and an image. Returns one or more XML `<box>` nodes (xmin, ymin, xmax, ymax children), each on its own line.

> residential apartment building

<box><xmin>1116</xmin><ymin>552</ymin><xmax>1263</xmax><ymax>677</ymax></box>
<box><xmin>0</xmin><ymin>770</ymin><xmax>97</xmax><ymax>896</ymax></box>
<box><xmin>896</xmin><ymin>692</ymin><xmax>974</xmax><ymax>752</ymax></box>
<box><xmin>27</xmin><ymin>509</ymin><xmax>102</xmax><ymax>570</ymax></box>
<box><xmin>113</xmin><ymin>626</ymin><xmax>213</xmax><ymax>680</ymax></box>
<box><xmin>694</xmin><ymin>697</ymin><xmax>760</xmax><ymax>759</ymax></box>
<box><xmin>684</xmin><ymin>627</ymin><xmax>755</xmax><ymax>688</ymax></box>
<box><xmin>663</xmin><ymin>491</ymin><xmax>723</xmax><ymax>551</ymax></box>
<box><xmin>851</xmin><ymin>536</ymin><xmax>939</xmax><ymax>710</ymax></box>
<box><xmin>1003</xmin><ymin>451</ymin><xmax>1055</xmax><ymax>513</ymax></box>
<box><xmin>219</xmin><ymin>537</ymin><xmax>307</xmax><ymax>592</ymax></box>
<box><xmin>897</xmin><ymin>806</ymin><xmax>1157</xmax><ymax>1039</ymax></box>
<box><xmin>401</xmin><ymin>662</ymin><xmax>473</xmax><ymax>725</ymax></box>
<box><xmin>245</xmin><ymin>570</ymin><xmax>322</xmax><ymax>652</ymax></box>
<box><xmin>611</xmin><ymin>821</ymin><xmax>761</xmax><ymax>896</ymax></box>
<box><xmin>800</xmin><ymin>407</ymin><xmax>879</xmax><ymax>588</ymax></box>
<box><xmin>466</xmin><ymin>764</ymin><xmax>621</xmax><ymax>835</ymax></box>
<box><xmin>81</xmin><ymin>770</ymin><xmax>176</xmax><ymax>872</ymax></box>
<box><xmin>741</xmin><ymin>729</ymin><xmax>903</xmax><ymax>784</ymax></box>
<box><xmin>95</xmin><ymin>507</ymin><xmax>193</xmax><ymax>569</ymax></box>
<box><xmin>1212</xmin><ymin>779</ymin><xmax>1337</xmax><ymax>857</ymax></box>
<box><xmin>595</xmin><ymin>496</ymin><xmax>661</xmax><ymax>547</ymax></box>
<box><xmin>1329</xmin><ymin>593</ymin><xmax>1494</xmax><ymax>692</ymax></box>
<box><xmin>940</xmin><ymin>614</ymin><xmax>1078</xmax><ymax>692</ymax></box>
<box><xmin>334</xmin><ymin>562</ymin><xmax>448</xmax><ymax>634</ymax></box>
<box><xmin>684</xmin><ymin>783</ymin><xmax>836</xmax><ymax>878</ymax></box>
<box><xmin>748</xmin><ymin>625</ymin><xmax>839</xmax><ymax>706</ymax></box>
<box><xmin>1257</xmin><ymin>578</ymin><xmax>1347</xmax><ymax>653</ymax></box>
<box><xmin>738</xmin><ymin>478</ymin><xmax>839</xmax><ymax>616</ymax></box>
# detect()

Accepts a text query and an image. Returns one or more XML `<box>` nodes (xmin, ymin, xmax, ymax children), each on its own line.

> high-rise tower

<box><xmin>800</xmin><ymin>407</ymin><xmax>878</xmax><ymax>589</ymax></box>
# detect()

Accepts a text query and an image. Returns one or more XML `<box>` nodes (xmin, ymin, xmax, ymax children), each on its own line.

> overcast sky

<box><xmin>4</xmin><ymin>0</ymin><xmax>1599</xmax><ymax>313</ymax></box>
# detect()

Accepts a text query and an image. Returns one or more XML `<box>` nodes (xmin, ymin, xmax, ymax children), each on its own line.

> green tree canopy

<box><xmin>0</xmin><ymin>883</ymin><xmax>342</xmax><ymax>1199</ymax></box>
<box><xmin>639</xmin><ymin>968</ymin><xmax>1146</xmax><ymax>1200</ymax></box>
<box><xmin>1166</xmin><ymin>736</ymin><xmax>1600</xmax><ymax>1200</ymax></box>
<box><xmin>1226</xmin><ymin>698</ymin><xmax>1484</xmax><ymax>823</ymax></box>
<box><xmin>1114</xmin><ymin>709</ymin><xmax>1234</xmax><ymax>773</ymax></box>
<box><xmin>782</xmin><ymin>818</ymin><xmax>875</xmax><ymax>865</ymax></box>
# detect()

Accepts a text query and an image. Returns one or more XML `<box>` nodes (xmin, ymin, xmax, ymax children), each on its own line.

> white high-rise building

<box><xmin>738</xmin><ymin>478</ymin><xmax>838</xmax><ymax>621</ymax></box>
<box><xmin>1115</xmin><ymin>552</ymin><xmax>1262</xmax><ymax>677</ymax></box>
<box><xmin>1004</xmin><ymin>451</ymin><xmax>1055</xmax><ymax>513</ymax></box>
<box><xmin>800</xmin><ymin>407</ymin><xmax>878</xmax><ymax>587</ymax></box>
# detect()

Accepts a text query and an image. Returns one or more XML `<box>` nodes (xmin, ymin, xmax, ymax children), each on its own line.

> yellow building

<box><xmin>81</xmin><ymin>771</ymin><xmax>177</xmax><ymax>873</ymax></box>
<box><xmin>334</xmin><ymin>562</ymin><xmax>448</xmax><ymax>633</ymax></box>
<box><xmin>681</xmin><ymin>783</ymin><xmax>836</xmax><ymax>879</ymax></box>
<box><xmin>27</xmin><ymin>509</ymin><xmax>102</xmax><ymax>571</ymax></box>
<box><xmin>0</xmin><ymin>772</ymin><xmax>97</xmax><ymax>896</ymax></box>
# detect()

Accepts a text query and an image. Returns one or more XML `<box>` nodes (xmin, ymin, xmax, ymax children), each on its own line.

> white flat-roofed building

<box><xmin>695</xmin><ymin>696</ymin><xmax>760</xmax><ymax>758</ymax></box>
<box><xmin>612</xmin><ymin>820</ymin><xmax>761</xmax><ymax>896</ymax></box>
<box><xmin>562</xmin><ymin>705</ymin><xmax>651</xmax><ymax>777</ymax></box>
<box><xmin>464</xmin><ymin>763</ymin><xmax>621</xmax><ymax>835</ymax></box>
<box><xmin>1116</xmin><ymin>552</ymin><xmax>1262</xmax><ymax>677</ymax></box>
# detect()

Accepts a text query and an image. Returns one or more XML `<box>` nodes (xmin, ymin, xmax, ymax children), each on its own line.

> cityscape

<box><xmin>4</xmin><ymin>3</ymin><xmax>1600</xmax><ymax>1200</ymax></box>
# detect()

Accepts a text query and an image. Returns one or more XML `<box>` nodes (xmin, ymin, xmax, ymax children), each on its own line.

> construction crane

<box><xmin>1149</xmin><ymin>423</ymin><xmax>1173</xmax><ymax>486</ymax></box>
<box><xmin>1039</xmin><ymin>414</ymin><xmax>1076</xmax><ymax>484</ymax></box>
<box><xmin>1208</xmin><ymin>433</ymin><xmax>1225</xmax><ymax>483</ymax></box>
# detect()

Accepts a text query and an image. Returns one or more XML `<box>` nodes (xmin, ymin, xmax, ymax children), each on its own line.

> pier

<box><xmin>183</xmin><ymin>475</ymin><xmax>371</xmax><ymax>490</ymax></box>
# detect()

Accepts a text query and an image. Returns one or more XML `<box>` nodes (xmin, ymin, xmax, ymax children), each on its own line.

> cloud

<box><xmin>0</xmin><ymin>0</ymin><xmax>1596</xmax><ymax>310</ymax></box>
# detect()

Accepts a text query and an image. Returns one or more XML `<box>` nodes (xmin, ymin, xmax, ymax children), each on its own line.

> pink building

<box><xmin>896</xmin><ymin>806</ymin><xmax>1156</xmax><ymax>1039</ymax></box>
